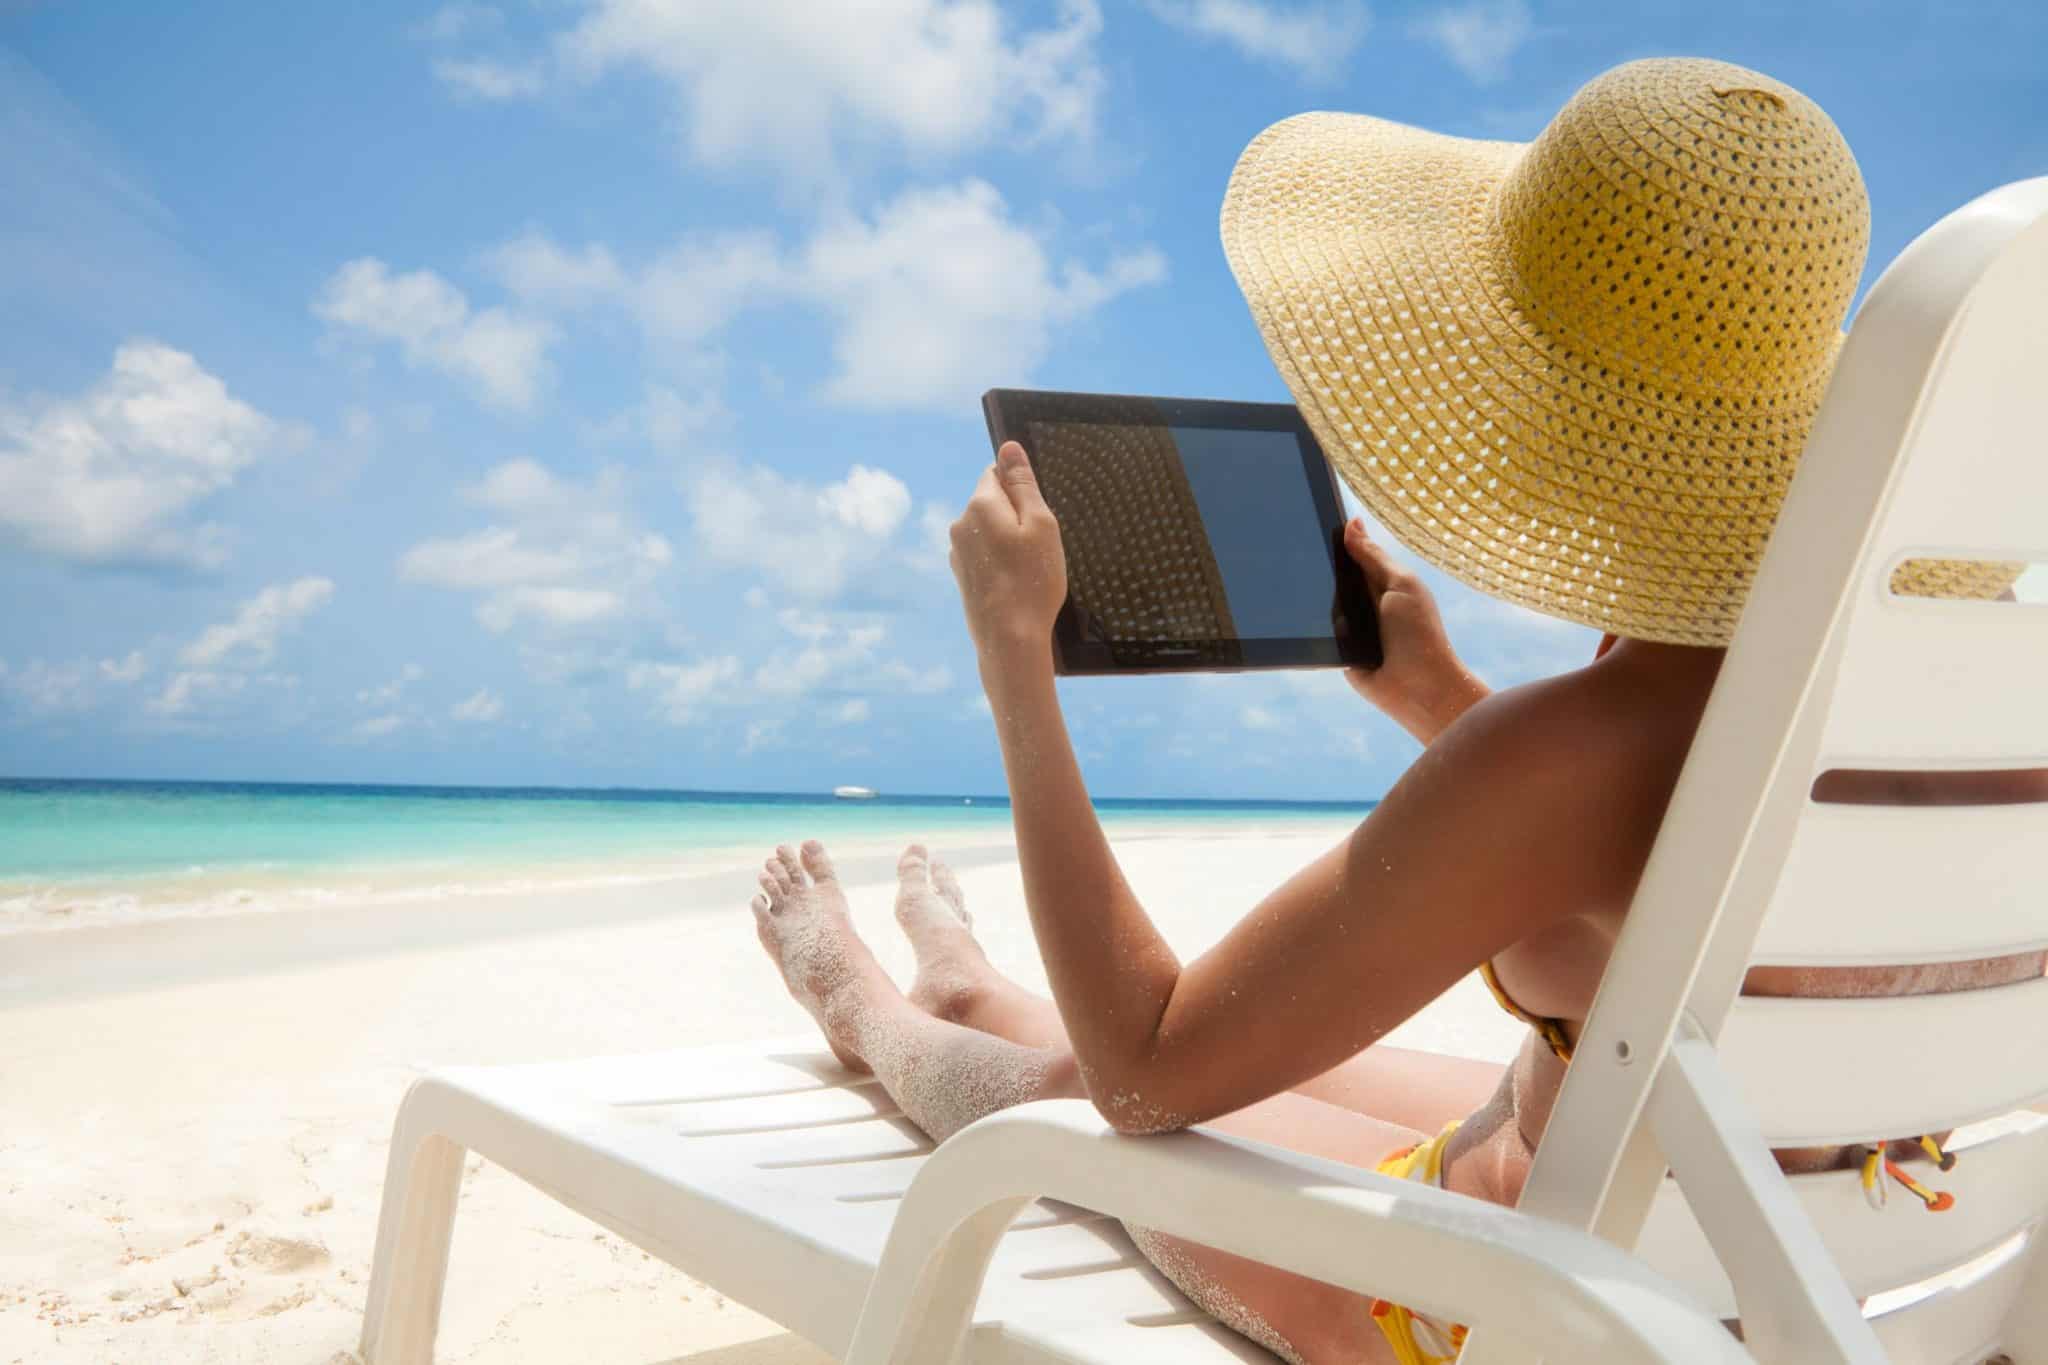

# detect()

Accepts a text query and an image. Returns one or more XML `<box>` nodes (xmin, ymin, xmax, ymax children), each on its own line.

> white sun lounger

<box><xmin>360</xmin><ymin>177</ymin><xmax>2048</xmax><ymax>1365</ymax></box>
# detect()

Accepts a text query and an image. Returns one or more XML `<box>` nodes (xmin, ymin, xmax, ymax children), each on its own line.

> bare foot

<box><xmin>895</xmin><ymin>844</ymin><xmax>995</xmax><ymax>1022</ymax></box>
<box><xmin>750</xmin><ymin>840</ymin><xmax>890</xmax><ymax>1075</ymax></box>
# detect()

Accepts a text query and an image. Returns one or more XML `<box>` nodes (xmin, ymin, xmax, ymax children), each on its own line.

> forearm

<box><xmin>980</xmin><ymin>638</ymin><xmax>1184</xmax><ymax>1118</ymax></box>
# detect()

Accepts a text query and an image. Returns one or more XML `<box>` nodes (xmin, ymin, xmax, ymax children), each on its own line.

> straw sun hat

<box><xmin>1222</xmin><ymin>57</ymin><xmax>2017</xmax><ymax>646</ymax></box>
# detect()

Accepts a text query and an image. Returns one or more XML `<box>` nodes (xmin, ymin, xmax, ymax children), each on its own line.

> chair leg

<box><xmin>360</xmin><ymin>1114</ymin><xmax>467</xmax><ymax>1365</ymax></box>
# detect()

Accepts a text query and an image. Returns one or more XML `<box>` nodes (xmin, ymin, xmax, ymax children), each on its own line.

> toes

<box><xmin>897</xmin><ymin>843</ymin><xmax>930</xmax><ymax>885</ymax></box>
<box><xmin>931</xmin><ymin>859</ymin><xmax>970</xmax><ymax>925</ymax></box>
<box><xmin>800</xmin><ymin>839</ymin><xmax>837</xmax><ymax>884</ymax></box>
<box><xmin>776</xmin><ymin>844</ymin><xmax>807</xmax><ymax>889</ymax></box>
<box><xmin>758</xmin><ymin>869</ymin><xmax>784</xmax><ymax>906</ymax></box>
<box><xmin>750</xmin><ymin>891</ymin><xmax>771</xmax><ymax>918</ymax></box>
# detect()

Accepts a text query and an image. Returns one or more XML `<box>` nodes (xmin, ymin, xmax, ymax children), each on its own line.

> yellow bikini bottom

<box><xmin>1369</xmin><ymin>1122</ymin><xmax>1469</xmax><ymax>1365</ymax></box>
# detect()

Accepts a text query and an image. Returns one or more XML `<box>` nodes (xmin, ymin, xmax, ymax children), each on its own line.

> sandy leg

<box><xmin>751</xmin><ymin>840</ymin><xmax>1079</xmax><ymax>1142</ymax></box>
<box><xmin>895</xmin><ymin>844</ymin><xmax>1069</xmax><ymax>1050</ymax></box>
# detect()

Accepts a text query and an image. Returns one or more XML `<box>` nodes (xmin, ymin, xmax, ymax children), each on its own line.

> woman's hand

<box><xmin>950</xmin><ymin>442</ymin><xmax>1067</xmax><ymax>672</ymax></box>
<box><xmin>1342</xmin><ymin>517</ymin><xmax>1488</xmax><ymax>745</ymax></box>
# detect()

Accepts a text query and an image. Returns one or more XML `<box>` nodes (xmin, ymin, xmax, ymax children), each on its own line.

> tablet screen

<box><xmin>982</xmin><ymin>391</ymin><xmax>1379</xmax><ymax>674</ymax></box>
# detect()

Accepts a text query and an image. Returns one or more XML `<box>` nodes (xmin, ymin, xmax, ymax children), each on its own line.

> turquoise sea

<box><xmin>0</xmin><ymin>779</ymin><xmax>1373</xmax><ymax>928</ymax></box>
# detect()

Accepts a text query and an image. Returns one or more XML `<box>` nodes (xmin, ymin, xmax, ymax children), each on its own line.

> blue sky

<box><xmin>2</xmin><ymin>1</ymin><xmax>2043</xmax><ymax>800</ymax></box>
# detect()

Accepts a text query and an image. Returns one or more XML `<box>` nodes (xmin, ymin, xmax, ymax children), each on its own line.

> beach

<box><xmin>0</xmin><ymin>809</ymin><xmax>1525</xmax><ymax>1364</ymax></box>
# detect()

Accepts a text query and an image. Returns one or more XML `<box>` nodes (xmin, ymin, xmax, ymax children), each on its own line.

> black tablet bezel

<box><xmin>981</xmin><ymin>388</ymin><xmax>1382</xmax><ymax>676</ymax></box>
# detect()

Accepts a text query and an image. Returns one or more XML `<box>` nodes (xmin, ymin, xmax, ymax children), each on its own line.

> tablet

<box><xmin>981</xmin><ymin>389</ymin><xmax>1381</xmax><ymax>675</ymax></box>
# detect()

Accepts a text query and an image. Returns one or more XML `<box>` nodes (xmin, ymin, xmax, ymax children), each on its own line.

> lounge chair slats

<box><xmin>1718</xmin><ymin>978</ymin><xmax>2048</xmax><ymax>1144</ymax></box>
<box><xmin>381</xmin><ymin>1058</ymin><xmax>1234</xmax><ymax>1365</ymax></box>
<box><xmin>1821</xmin><ymin>606</ymin><xmax>2048</xmax><ymax>760</ymax></box>
<box><xmin>1759</xmin><ymin>801</ymin><xmax>2048</xmax><ymax>964</ymax></box>
<box><xmin>1864</xmin><ymin>1225</ymin><xmax>2035</xmax><ymax>1365</ymax></box>
<box><xmin>1634</xmin><ymin>1111</ymin><xmax>2048</xmax><ymax>1314</ymax></box>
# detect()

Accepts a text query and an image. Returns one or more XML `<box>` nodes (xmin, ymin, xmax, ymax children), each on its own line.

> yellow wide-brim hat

<box><xmin>1222</xmin><ymin>57</ymin><xmax>2017</xmax><ymax>645</ymax></box>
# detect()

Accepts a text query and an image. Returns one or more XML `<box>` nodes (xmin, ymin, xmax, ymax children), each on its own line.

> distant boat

<box><xmin>833</xmin><ymin>785</ymin><xmax>878</xmax><ymax>801</ymax></box>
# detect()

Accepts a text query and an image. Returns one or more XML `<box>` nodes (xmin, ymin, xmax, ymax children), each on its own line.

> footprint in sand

<box><xmin>227</xmin><ymin>1228</ymin><xmax>329</xmax><ymax>1275</ymax></box>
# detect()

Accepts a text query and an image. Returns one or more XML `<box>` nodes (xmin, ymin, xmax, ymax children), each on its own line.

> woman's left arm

<box><xmin>951</xmin><ymin>444</ymin><xmax>1665</xmax><ymax>1132</ymax></box>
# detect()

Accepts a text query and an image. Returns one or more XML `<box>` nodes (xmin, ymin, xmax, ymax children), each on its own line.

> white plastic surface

<box><xmin>1716</xmin><ymin>978</ymin><xmax>2048</xmax><ymax>1144</ymax></box>
<box><xmin>1756</xmin><ymin>800</ymin><xmax>2048</xmax><ymax>965</ymax></box>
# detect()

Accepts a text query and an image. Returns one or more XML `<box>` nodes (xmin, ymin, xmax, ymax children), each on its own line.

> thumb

<box><xmin>995</xmin><ymin>441</ymin><xmax>1050</xmax><ymax>520</ymax></box>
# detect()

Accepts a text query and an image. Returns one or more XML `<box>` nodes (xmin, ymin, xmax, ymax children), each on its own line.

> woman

<box><xmin>747</xmin><ymin>58</ymin><xmax>2036</xmax><ymax>1364</ymax></box>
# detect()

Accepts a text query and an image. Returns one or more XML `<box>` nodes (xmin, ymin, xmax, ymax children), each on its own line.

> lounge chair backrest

<box><xmin>1468</xmin><ymin>178</ymin><xmax>2048</xmax><ymax>1365</ymax></box>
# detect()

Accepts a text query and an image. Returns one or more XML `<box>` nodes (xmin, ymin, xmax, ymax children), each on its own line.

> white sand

<box><xmin>0</xmin><ymin>825</ymin><xmax>1523</xmax><ymax>1364</ymax></box>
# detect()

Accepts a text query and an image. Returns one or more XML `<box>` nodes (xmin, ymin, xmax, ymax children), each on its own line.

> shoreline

<box><xmin>0</xmin><ymin>816</ymin><xmax>1365</xmax><ymax>937</ymax></box>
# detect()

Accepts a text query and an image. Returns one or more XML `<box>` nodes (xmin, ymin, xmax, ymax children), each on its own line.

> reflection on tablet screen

<box><xmin>1025</xmin><ymin>418</ymin><xmax>1340</xmax><ymax>659</ymax></box>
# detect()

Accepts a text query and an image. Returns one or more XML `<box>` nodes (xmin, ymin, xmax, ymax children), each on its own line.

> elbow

<box><xmin>1079</xmin><ymin>1058</ymin><xmax>1199</xmax><ymax>1136</ymax></box>
<box><xmin>1096</xmin><ymin>1102</ymin><xmax>1190</xmax><ymax>1137</ymax></box>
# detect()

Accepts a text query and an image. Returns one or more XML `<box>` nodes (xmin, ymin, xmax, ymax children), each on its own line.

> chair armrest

<box><xmin>845</xmin><ymin>1098</ymin><xmax>1748</xmax><ymax>1365</ymax></box>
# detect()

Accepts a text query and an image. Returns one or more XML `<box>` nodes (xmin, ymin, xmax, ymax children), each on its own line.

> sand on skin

<box><xmin>0</xmin><ymin>826</ymin><xmax>1524</xmax><ymax>1364</ymax></box>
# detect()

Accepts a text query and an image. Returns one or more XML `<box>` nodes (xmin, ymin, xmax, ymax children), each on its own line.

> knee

<box><xmin>920</xmin><ymin>973</ymin><xmax>989</xmax><ymax>1026</ymax></box>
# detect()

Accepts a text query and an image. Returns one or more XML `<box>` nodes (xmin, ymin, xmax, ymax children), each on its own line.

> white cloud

<box><xmin>628</xmin><ymin>655</ymin><xmax>742</xmax><ymax>724</ymax></box>
<box><xmin>358</xmin><ymin>662</ymin><xmax>424</xmax><ymax>706</ymax></box>
<box><xmin>400</xmin><ymin>459</ymin><xmax>670</xmax><ymax>634</ymax></box>
<box><xmin>1410</xmin><ymin>0</ymin><xmax>1531</xmax><ymax>84</ymax></box>
<box><xmin>635</xmin><ymin>234</ymin><xmax>788</xmax><ymax>343</ymax></box>
<box><xmin>916</xmin><ymin>502</ymin><xmax>954</xmax><ymax>572</ymax></box>
<box><xmin>800</xmin><ymin>180</ymin><xmax>1165</xmax><ymax>408</ymax></box>
<box><xmin>554</xmin><ymin>0</ymin><xmax>1106</xmax><ymax>185</ymax></box>
<box><xmin>0</xmin><ymin>658</ymin><xmax>97</xmax><ymax>715</ymax></box>
<box><xmin>181</xmin><ymin>577</ymin><xmax>335</xmax><ymax>669</ymax></box>
<box><xmin>451</xmin><ymin>688</ymin><xmax>504</xmax><ymax>723</ymax></box>
<box><xmin>352</xmin><ymin>713</ymin><xmax>407</xmax><ymax>740</ymax></box>
<box><xmin>432</xmin><ymin>57</ymin><xmax>546</xmax><ymax>100</ymax></box>
<box><xmin>1240</xmin><ymin>704</ymin><xmax>1283</xmax><ymax>730</ymax></box>
<box><xmin>830</xmin><ymin>698</ymin><xmax>871</xmax><ymax>726</ymax></box>
<box><xmin>99</xmin><ymin>651</ymin><xmax>147</xmax><ymax>684</ymax></box>
<box><xmin>494</xmin><ymin>181</ymin><xmax>1163</xmax><ymax>413</ymax></box>
<box><xmin>742</xmin><ymin>718</ymin><xmax>784</xmax><ymax>753</ymax></box>
<box><xmin>313</xmin><ymin>259</ymin><xmax>554</xmax><ymax>410</ymax></box>
<box><xmin>687</xmin><ymin>457</ymin><xmax>918</xmax><ymax>600</ymax></box>
<box><xmin>147</xmin><ymin>669</ymin><xmax>244</xmax><ymax>718</ymax></box>
<box><xmin>398</xmin><ymin>527</ymin><xmax>584</xmax><ymax>590</ymax></box>
<box><xmin>750</xmin><ymin>611</ymin><xmax>951</xmax><ymax>700</ymax></box>
<box><xmin>1143</xmin><ymin>0</ymin><xmax>1368</xmax><ymax>83</ymax></box>
<box><xmin>411</xmin><ymin>3</ymin><xmax>502</xmax><ymax>42</ymax></box>
<box><xmin>0</xmin><ymin>342</ymin><xmax>277</xmax><ymax>566</ymax></box>
<box><xmin>477</xmin><ymin>585</ymin><xmax>623</xmax><ymax>632</ymax></box>
<box><xmin>754</xmin><ymin>618</ymin><xmax>888</xmax><ymax>698</ymax></box>
<box><xmin>881</xmin><ymin>660</ymin><xmax>953</xmax><ymax>694</ymax></box>
<box><xmin>484</xmin><ymin>232</ymin><xmax>627</xmax><ymax>307</ymax></box>
<box><xmin>823</xmin><ymin>465</ymin><xmax>912</xmax><ymax>538</ymax></box>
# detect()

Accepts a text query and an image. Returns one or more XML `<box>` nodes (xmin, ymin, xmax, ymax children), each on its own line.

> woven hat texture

<box><xmin>1221</xmin><ymin>57</ymin><xmax>2016</xmax><ymax>645</ymax></box>
<box><xmin>1023</xmin><ymin>402</ymin><xmax>1239</xmax><ymax>646</ymax></box>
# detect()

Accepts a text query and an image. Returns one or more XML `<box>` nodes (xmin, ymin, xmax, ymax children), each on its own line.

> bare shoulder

<box><xmin>1389</xmin><ymin>660</ymin><xmax>1708</xmax><ymax>912</ymax></box>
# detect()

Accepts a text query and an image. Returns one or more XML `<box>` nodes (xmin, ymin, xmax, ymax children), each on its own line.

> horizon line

<box><xmin>0</xmin><ymin>774</ymin><xmax>1382</xmax><ymax>809</ymax></box>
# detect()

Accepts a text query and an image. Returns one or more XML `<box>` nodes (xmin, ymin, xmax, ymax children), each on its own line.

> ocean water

<box><xmin>0</xmin><ymin>779</ymin><xmax>1372</xmax><ymax>930</ymax></box>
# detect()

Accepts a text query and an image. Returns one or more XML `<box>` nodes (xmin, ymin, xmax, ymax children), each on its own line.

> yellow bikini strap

<box><xmin>1479</xmin><ymin>959</ymin><xmax>1576</xmax><ymax>1064</ymax></box>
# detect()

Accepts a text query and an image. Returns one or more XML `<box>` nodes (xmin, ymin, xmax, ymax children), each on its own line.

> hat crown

<box><xmin>1492</xmin><ymin>58</ymin><xmax>1870</xmax><ymax>399</ymax></box>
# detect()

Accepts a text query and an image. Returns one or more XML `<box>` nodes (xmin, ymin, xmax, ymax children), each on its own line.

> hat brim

<box><xmin>1222</xmin><ymin>111</ymin><xmax>1833</xmax><ymax>646</ymax></box>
